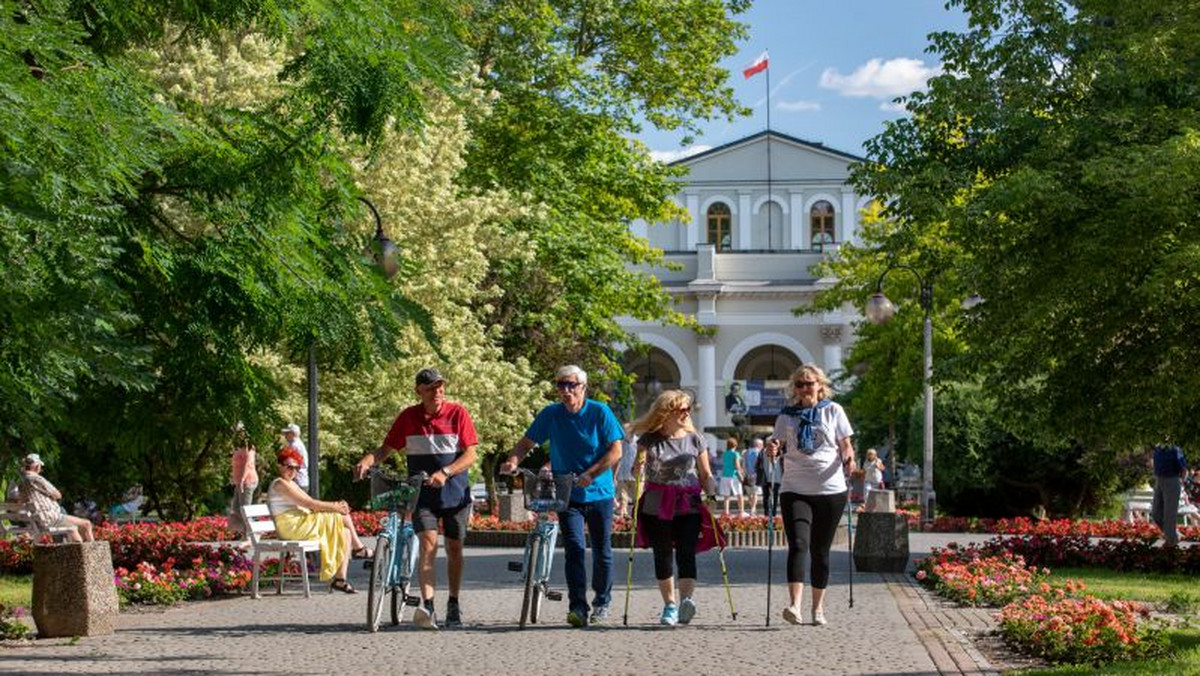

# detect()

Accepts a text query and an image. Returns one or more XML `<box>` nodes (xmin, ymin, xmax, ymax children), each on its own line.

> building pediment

<box><xmin>675</xmin><ymin>131</ymin><xmax>862</xmax><ymax>185</ymax></box>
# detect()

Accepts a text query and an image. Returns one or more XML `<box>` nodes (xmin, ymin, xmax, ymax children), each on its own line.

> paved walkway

<box><xmin>0</xmin><ymin>533</ymin><xmax>1003</xmax><ymax>676</ymax></box>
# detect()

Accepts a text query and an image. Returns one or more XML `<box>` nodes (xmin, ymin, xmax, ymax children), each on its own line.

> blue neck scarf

<box><xmin>780</xmin><ymin>399</ymin><xmax>832</xmax><ymax>453</ymax></box>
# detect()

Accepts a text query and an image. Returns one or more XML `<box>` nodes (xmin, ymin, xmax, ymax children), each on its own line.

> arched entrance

<box><xmin>622</xmin><ymin>347</ymin><xmax>682</xmax><ymax>419</ymax></box>
<box><xmin>730</xmin><ymin>345</ymin><xmax>802</xmax><ymax>425</ymax></box>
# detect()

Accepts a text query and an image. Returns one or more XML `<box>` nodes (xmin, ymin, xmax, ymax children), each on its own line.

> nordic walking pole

<box><xmin>847</xmin><ymin>500</ymin><xmax>855</xmax><ymax>608</ymax></box>
<box><xmin>622</xmin><ymin>452</ymin><xmax>644</xmax><ymax>626</ymax></box>
<box><xmin>846</xmin><ymin>492</ymin><xmax>855</xmax><ymax>608</ymax></box>
<box><xmin>706</xmin><ymin>494</ymin><xmax>737</xmax><ymax>620</ymax></box>
<box><xmin>764</xmin><ymin>449</ymin><xmax>777</xmax><ymax>627</ymax></box>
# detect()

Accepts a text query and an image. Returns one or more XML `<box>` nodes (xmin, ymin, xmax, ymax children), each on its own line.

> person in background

<box><xmin>502</xmin><ymin>365</ymin><xmax>624</xmax><ymax>628</ymax></box>
<box><xmin>629</xmin><ymin>390</ymin><xmax>720</xmax><ymax>626</ymax></box>
<box><xmin>18</xmin><ymin>454</ymin><xmax>95</xmax><ymax>542</ymax></box>
<box><xmin>743</xmin><ymin>438</ymin><xmax>762</xmax><ymax>515</ymax></box>
<box><xmin>718</xmin><ymin>438</ymin><xmax>746</xmax><ymax>517</ymax></box>
<box><xmin>269</xmin><ymin>447</ymin><xmax>371</xmax><ymax>592</ymax></box>
<box><xmin>1151</xmin><ymin>443</ymin><xmax>1189</xmax><ymax>546</ymax></box>
<box><xmin>863</xmin><ymin>448</ymin><xmax>885</xmax><ymax>497</ymax></box>
<box><xmin>766</xmin><ymin>364</ymin><xmax>856</xmax><ymax>627</ymax></box>
<box><xmin>281</xmin><ymin>423</ymin><xmax>309</xmax><ymax>491</ymax></box>
<box><xmin>228</xmin><ymin>423</ymin><xmax>258</xmax><ymax>544</ymax></box>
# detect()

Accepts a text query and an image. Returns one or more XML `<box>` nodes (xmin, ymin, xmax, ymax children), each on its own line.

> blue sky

<box><xmin>639</xmin><ymin>0</ymin><xmax>968</xmax><ymax>162</ymax></box>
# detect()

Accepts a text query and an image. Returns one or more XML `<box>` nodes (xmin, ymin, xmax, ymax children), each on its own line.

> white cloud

<box><xmin>777</xmin><ymin>100</ymin><xmax>821</xmax><ymax>112</ymax></box>
<box><xmin>879</xmin><ymin>100</ymin><xmax>908</xmax><ymax>113</ymax></box>
<box><xmin>649</xmin><ymin>145</ymin><xmax>712</xmax><ymax>163</ymax></box>
<box><xmin>819</xmin><ymin>58</ymin><xmax>941</xmax><ymax>98</ymax></box>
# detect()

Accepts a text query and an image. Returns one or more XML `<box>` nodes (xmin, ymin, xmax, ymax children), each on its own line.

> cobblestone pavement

<box><xmin>1</xmin><ymin>533</ymin><xmax>1003</xmax><ymax>676</ymax></box>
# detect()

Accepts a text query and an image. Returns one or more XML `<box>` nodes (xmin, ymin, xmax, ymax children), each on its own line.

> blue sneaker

<box><xmin>660</xmin><ymin>602</ymin><xmax>678</xmax><ymax>626</ymax></box>
<box><xmin>678</xmin><ymin>597</ymin><xmax>696</xmax><ymax>625</ymax></box>
<box><xmin>566</xmin><ymin>610</ymin><xmax>587</xmax><ymax>628</ymax></box>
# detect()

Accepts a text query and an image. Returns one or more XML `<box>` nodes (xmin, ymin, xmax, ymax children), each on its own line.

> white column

<box><xmin>737</xmin><ymin>191</ymin><xmax>752</xmax><ymax>251</ymax></box>
<box><xmin>789</xmin><ymin>190</ymin><xmax>804</xmax><ymax>250</ymax></box>
<box><xmin>697</xmin><ymin>334</ymin><xmax>718</xmax><ymax>432</ymax></box>
<box><xmin>841</xmin><ymin>190</ymin><xmax>857</xmax><ymax>246</ymax></box>
<box><xmin>685</xmin><ymin>192</ymin><xmax>700</xmax><ymax>250</ymax></box>
<box><xmin>821</xmin><ymin>326</ymin><xmax>844</xmax><ymax>376</ymax></box>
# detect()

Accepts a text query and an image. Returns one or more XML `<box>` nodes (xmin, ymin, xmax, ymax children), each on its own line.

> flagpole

<box><xmin>765</xmin><ymin>53</ymin><xmax>773</xmax><ymax>250</ymax></box>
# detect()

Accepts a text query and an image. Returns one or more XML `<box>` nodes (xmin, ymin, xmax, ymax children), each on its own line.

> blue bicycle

<box><xmin>365</xmin><ymin>468</ymin><xmax>425</xmax><ymax>632</ymax></box>
<box><xmin>504</xmin><ymin>468</ymin><xmax>575</xmax><ymax>629</ymax></box>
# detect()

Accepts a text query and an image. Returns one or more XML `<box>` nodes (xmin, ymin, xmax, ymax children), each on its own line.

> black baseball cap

<box><xmin>415</xmin><ymin>367</ymin><xmax>446</xmax><ymax>387</ymax></box>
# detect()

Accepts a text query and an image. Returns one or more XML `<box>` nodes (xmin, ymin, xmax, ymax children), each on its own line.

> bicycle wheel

<box><xmin>367</xmin><ymin>534</ymin><xmax>393</xmax><ymax>633</ymax></box>
<box><xmin>518</xmin><ymin>535</ymin><xmax>538</xmax><ymax>629</ymax></box>
<box><xmin>392</xmin><ymin>530</ymin><xmax>414</xmax><ymax>626</ymax></box>
<box><xmin>530</xmin><ymin>538</ymin><xmax>547</xmax><ymax>624</ymax></box>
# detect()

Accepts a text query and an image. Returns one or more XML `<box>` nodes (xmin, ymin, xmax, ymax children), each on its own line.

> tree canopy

<box><xmin>835</xmin><ymin>0</ymin><xmax>1200</xmax><ymax>452</ymax></box>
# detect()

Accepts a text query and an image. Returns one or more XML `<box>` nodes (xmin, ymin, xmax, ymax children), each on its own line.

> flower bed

<box><xmin>998</xmin><ymin>593</ymin><xmax>1168</xmax><ymax>664</ymax></box>
<box><xmin>0</xmin><ymin>603</ymin><xmax>31</xmax><ymax>640</ymax></box>
<box><xmin>113</xmin><ymin>559</ymin><xmax>252</xmax><ymax>606</ymax></box>
<box><xmin>919</xmin><ymin>515</ymin><xmax>1197</xmax><ymax>541</ymax></box>
<box><xmin>914</xmin><ymin>547</ymin><xmax>1065</xmax><ymax>607</ymax></box>
<box><xmin>915</xmin><ymin>543</ymin><xmax>1172</xmax><ymax>666</ymax></box>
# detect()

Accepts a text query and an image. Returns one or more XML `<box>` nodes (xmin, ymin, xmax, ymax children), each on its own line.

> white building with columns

<box><xmin>620</xmin><ymin>130</ymin><xmax>866</xmax><ymax>434</ymax></box>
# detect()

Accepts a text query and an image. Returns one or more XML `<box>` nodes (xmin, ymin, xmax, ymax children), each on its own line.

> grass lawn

<box><xmin>0</xmin><ymin>575</ymin><xmax>32</xmax><ymax>608</ymax></box>
<box><xmin>1050</xmin><ymin>567</ymin><xmax>1200</xmax><ymax>612</ymax></box>
<box><xmin>1009</xmin><ymin>567</ymin><xmax>1200</xmax><ymax>675</ymax></box>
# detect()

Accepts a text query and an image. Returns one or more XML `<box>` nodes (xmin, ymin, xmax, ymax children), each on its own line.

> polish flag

<box><xmin>743</xmin><ymin>51</ymin><xmax>769</xmax><ymax>79</ymax></box>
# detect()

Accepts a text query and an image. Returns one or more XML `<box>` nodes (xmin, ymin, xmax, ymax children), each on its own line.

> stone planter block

<box><xmin>32</xmin><ymin>541</ymin><xmax>119</xmax><ymax>638</ymax></box>
<box><xmin>498</xmin><ymin>493</ymin><xmax>529</xmax><ymax>523</ymax></box>
<box><xmin>866</xmin><ymin>490</ymin><xmax>896</xmax><ymax>513</ymax></box>
<box><xmin>852</xmin><ymin>512</ymin><xmax>909</xmax><ymax>573</ymax></box>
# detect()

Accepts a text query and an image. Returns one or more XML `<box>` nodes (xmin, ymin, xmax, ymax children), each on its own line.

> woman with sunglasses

<box><xmin>629</xmin><ymin>390</ymin><xmax>721</xmax><ymax>626</ymax></box>
<box><xmin>268</xmin><ymin>447</ymin><xmax>372</xmax><ymax>593</ymax></box>
<box><xmin>766</xmin><ymin>364</ymin><xmax>856</xmax><ymax>626</ymax></box>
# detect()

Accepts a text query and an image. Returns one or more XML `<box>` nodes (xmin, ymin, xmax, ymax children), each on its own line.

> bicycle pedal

<box><xmin>403</xmin><ymin>595</ymin><xmax>421</xmax><ymax>606</ymax></box>
<box><xmin>507</xmin><ymin>561</ymin><xmax>523</xmax><ymax>572</ymax></box>
<box><xmin>545</xmin><ymin>590</ymin><xmax>563</xmax><ymax>601</ymax></box>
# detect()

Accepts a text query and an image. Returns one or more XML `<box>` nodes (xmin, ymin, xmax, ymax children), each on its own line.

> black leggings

<box><xmin>641</xmin><ymin>512</ymin><xmax>701</xmax><ymax>581</ymax></box>
<box><xmin>779</xmin><ymin>491</ymin><xmax>846</xmax><ymax>589</ymax></box>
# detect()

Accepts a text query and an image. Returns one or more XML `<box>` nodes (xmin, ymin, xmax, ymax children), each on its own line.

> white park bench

<box><xmin>241</xmin><ymin>504</ymin><xmax>321</xmax><ymax>599</ymax></box>
<box><xmin>0</xmin><ymin>501</ymin><xmax>77</xmax><ymax>541</ymax></box>
<box><xmin>1121</xmin><ymin>488</ymin><xmax>1200</xmax><ymax>525</ymax></box>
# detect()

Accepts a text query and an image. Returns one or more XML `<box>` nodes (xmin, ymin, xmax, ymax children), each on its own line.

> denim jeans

<box><xmin>558</xmin><ymin>498</ymin><xmax>613</xmax><ymax>615</ymax></box>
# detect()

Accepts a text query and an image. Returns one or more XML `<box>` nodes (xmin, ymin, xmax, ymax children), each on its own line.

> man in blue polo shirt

<box><xmin>502</xmin><ymin>365</ymin><xmax>624</xmax><ymax>627</ymax></box>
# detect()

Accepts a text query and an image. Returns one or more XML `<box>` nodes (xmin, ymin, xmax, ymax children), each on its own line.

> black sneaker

<box><xmin>445</xmin><ymin>600</ymin><xmax>462</xmax><ymax>628</ymax></box>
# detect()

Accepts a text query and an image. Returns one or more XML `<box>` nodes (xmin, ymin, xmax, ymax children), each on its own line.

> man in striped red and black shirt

<box><xmin>356</xmin><ymin>367</ymin><xmax>478</xmax><ymax>629</ymax></box>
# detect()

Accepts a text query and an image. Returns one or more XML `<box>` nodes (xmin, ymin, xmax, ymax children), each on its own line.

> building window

<box><xmin>707</xmin><ymin>202</ymin><xmax>732</xmax><ymax>252</ymax></box>
<box><xmin>810</xmin><ymin>200</ymin><xmax>836</xmax><ymax>251</ymax></box>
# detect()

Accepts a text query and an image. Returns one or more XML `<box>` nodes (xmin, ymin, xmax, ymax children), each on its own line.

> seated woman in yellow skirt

<box><xmin>268</xmin><ymin>448</ymin><xmax>373</xmax><ymax>593</ymax></box>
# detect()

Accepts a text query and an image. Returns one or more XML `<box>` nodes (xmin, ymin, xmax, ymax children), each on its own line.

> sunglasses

<box><xmin>794</xmin><ymin>380</ymin><xmax>819</xmax><ymax>388</ymax></box>
<box><xmin>674</xmin><ymin>406</ymin><xmax>692</xmax><ymax>414</ymax></box>
<box><xmin>280</xmin><ymin>463</ymin><xmax>300</xmax><ymax>469</ymax></box>
<box><xmin>555</xmin><ymin>381</ymin><xmax>583</xmax><ymax>391</ymax></box>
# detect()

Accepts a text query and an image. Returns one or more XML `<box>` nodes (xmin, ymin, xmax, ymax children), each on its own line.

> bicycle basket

<box><xmin>368</xmin><ymin>476</ymin><xmax>422</xmax><ymax>511</ymax></box>
<box><xmin>522</xmin><ymin>473</ymin><xmax>574</xmax><ymax>513</ymax></box>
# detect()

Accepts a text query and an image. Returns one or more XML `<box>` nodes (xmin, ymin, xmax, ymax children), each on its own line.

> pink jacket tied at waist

<box><xmin>634</xmin><ymin>481</ymin><xmax>726</xmax><ymax>552</ymax></box>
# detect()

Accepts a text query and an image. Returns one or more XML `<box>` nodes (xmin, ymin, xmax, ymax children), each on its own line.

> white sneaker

<box><xmin>812</xmin><ymin>608</ymin><xmax>827</xmax><ymax>626</ymax></box>
<box><xmin>678</xmin><ymin>597</ymin><xmax>697</xmax><ymax>625</ymax></box>
<box><xmin>413</xmin><ymin>605</ymin><xmax>439</xmax><ymax>630</ymax></box>
<box><xmin>781</xmin><ymin>606</ymin><xmax>802</xmax><ymax>625</ymax></box>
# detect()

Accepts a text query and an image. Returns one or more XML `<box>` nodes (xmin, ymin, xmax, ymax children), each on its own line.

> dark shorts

<box><xmin>413</xmin><ymin>503</ymin><xmax>471</xmax><ymax>540</ymax></box>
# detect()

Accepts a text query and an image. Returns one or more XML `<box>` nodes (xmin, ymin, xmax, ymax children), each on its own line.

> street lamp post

<box><xmin>864</xmin><ymin>264</ymin><xmax>935</xmax><ymax>527</ymax></box>
<box><xmin>306</xmin><ymin>196</ymin><xmax>398</xmax><ymax>498</ymax></box>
